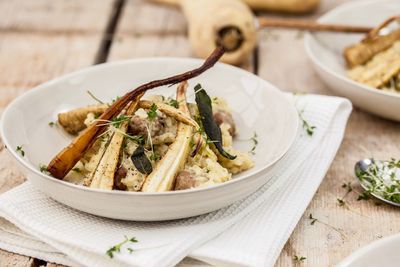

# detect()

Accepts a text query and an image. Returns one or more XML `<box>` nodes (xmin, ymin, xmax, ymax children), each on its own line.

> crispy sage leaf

<box><xmin>130</xmin><ymin>145</ymin><xmax>153</xmax><ymax>174</ymax></box>
<box><xmin>194</xmin><ymin>84</ymin><xmax>236</xmax><ymax>160</ymax></box>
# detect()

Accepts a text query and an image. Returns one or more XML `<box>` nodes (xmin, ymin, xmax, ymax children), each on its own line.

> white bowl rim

<box><xmin>337</xmin><ymin>233</ymin><xmax>400</xmax><ymax>267</ymax></box>
<box><xmin>304</xmin><ymin>0</ymin><xmax>400</xmax><ymax>100</ymax></box>
<box><xmin>0</xmin><ymin>57</ymin><xmax>298</xmax><ymax>197</ymax></box>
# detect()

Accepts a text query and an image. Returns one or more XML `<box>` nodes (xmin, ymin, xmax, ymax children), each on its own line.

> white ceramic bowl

<box><xmin>0</xmin><ymin>58</ymin><xmax>298</xmax><ymax>221</ymax></box>
<box><xmin>337</xmin><ymin>234</ymin><xmax>400</xmax><ymax>267</ymax></box>
<box><xmin>304</xmin><ymin>0</ymin><xmax>400</xmax><ymax>121</ymax></box>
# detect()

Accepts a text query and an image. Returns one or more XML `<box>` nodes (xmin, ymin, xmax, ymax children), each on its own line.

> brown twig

<box><xmin>48</xmin><ymin>46</ymin><xmax>226</xmax><ymax>179</ymax></box>
<box><xmin>257</xmin><ymin>17</ymin><xmax>373</xmax><ymax>33</ymax></box>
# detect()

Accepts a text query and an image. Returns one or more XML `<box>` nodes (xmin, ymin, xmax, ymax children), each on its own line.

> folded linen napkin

<box><xmin>0</xmin><ymin>94</ymin><xmax>352</xmax><ymax>267</ymax></box>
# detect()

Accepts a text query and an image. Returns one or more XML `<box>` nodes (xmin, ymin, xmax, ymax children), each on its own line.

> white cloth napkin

<box><xmin>0</xmin><ymin>94</ymin><xmax>352</xmax><ymax>267</ymax></box>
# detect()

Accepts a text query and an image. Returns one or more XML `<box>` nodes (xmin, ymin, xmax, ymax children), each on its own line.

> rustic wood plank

<box><xmin>0</xmin><ymin>250</ymin><xmax>35</xmax><ymax>267</ymax></box>
<box><xmin>0</xmin><ymin>0</ymin><xmax>113</xmax><ymax>33</ymax></box>
<box><xmin>117</xmin><ymin>0</ymin><xmax>186</xmax><ymax>35</ymax></box>
<box><xmin>0</xmin><ymin>1</ymin><xmax>116</xmax><ymax>266</ymax></box>
<box><xmin>0</xmin><ymin>34</ymin><xmax>104</xmax><ymax>89</ymax></box>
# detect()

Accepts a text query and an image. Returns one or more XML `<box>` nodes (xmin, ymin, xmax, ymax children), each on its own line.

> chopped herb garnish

<box><xmin>87</xmin><ymin>90</ymin><xmax>105</xmax><ymax>104</ymax></box>
<box><xmin>307</xmin><ymin>213</ymin><xmax>346</xmax><ymax>239</ymax></box>
<box><xmin>125</xmin><ymin>134</ymin><xmax>145</xmax><ymax>145</ymax></box>
<box><xmin>48</xmin><ymin>121</ymin><xmax>56</xmax><ymax>127</ymax></box>
<box><xmin>293</xmin><ymin>255</ymin><xmax>306</xmax><ymax>263</ymax></box>
<box><xmin>106</xmin><ymin>236</ymin><xmax>138</xmax><ymax>259</ymax></box>
<box><xmin>298</xmin><ymin>109</ymin><xmax>316</xmax><ymax>136</ymax></box>
<box><xmin>149</xmin><ymin>152</ymin><xmax>161</xmax><ymax>161</ymax></box>
<box><xmin>147</xmin><ymin>103</ymin><xmax>158</xmax><ymax>120</ymax></box>
<box><xmin>39</xmin><ymin>164</ymin><xmax>51</xmax><ymax>175</ymax></box>
<box><xmin>356</xmin><ymin>158</ymin><xmax>400</xmax><ymax>204</ymax></box>
<box><xmin>111</xmin><ymin>96</ymin><xmax>121</xmax><ymax>104</ymax></box>
<box><xmin>96</xmin><ymin>115</ymin><xmax>131</xmax><ymax>129</ymax></box>
<box><xmin>72</xmin><ymin>167</ymin><xmax>81</xmax><ymax>173</ymax></box>
<box><xmin>309</xmin><ymin>213</ymin><xmax>318</xmax><ymax>225</ymax></box>
<box><xmin>337</xmin><ymin>198</ymin><xmax>345</xmax><ymax>206</ymax></box>
<box><xmin>357</xmin><ymin>192</ymin><xmax>370</xmax><ymax>201</ymax></box>
<box><xmin>16</xmin><ymin>146</ymin><xmax>25</xmax><ymax>157</ymax></box>
<box><xmin>168</xmin><ymin>99</ymin><xmax>179</xmax><ymax>109</ymax></box>
<box><xmin>337</xmin><ymin>182</ymin><xmax>353</xmax><ymax>207</ymax></box>
<box><xmin>110</xmin><ymin>115</ymin><xmax>131</xmax><ymax>128</ymax></box>
<box><xmin>249</xmin><ymin>132</ymin><xmax>258</xmax><ymax>155</ymax></box>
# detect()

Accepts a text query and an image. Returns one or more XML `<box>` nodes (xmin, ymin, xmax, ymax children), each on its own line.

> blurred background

<box><xmin>0</xmin><ymin>0</ymin><xmax>352</xmax><ymax>110</ymax></box>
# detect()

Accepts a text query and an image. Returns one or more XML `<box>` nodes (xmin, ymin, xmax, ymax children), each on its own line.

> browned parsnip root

<box><xmin>47</xmin><ymin>46</ymin><xmax>225</xmax><ymax>179</ymax></box>
<box><xmin>344</xmin><ymin>16</ymin><xmax>400</xmax><ymax>68</ymax></box>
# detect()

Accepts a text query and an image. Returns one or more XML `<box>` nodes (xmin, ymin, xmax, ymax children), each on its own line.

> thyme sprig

<box><xmin>249</xmin><ymin>132</ymin><xmax>258</xmax><ymax>155</ymax></box>
<box><xmin>147</xmin><ymin>103</ymin><xmax>158</xmax><ymax>120</ymax></box>
<box><xmin>87</xmin><ymin>90</ymin><xmax>105</xmax><ymax>104</ymax></box>
<box><xmin>293</xmin><ymin>255</ymin><xmax>306</xmax><ymax>263</ymax></box>
<box><xmin>96</xmin><ymin>115</ymin><xmax>132</xmax><ymax>128</ymax></box>
<box><xmin>39</xmin><ymin>164</ymin><xmax>51</xmax><ymax>176</ymax></box>
<box><xmin>308</xmin><ymin>213</ymin><xmax>346</xmax><ymax>239</ymax></box>
<box><xmin>298</xmin><ymin>109</ymin><xmax>316</xmax><ymax>136</ymax></box>
<box><xmin>106</xmin><ymin>236</ymin><xmax>138</xmax><ymax>258</ymax></box>
<box><xmin>337</xmin><ymin>182</ymin><xmax>353</xmax><ymax>207</ymax></box>
<box><xmin>16</xmin><ymin>145</ymin><xmax>25</xmax><ymax>157</ymax></box>
<box><xmin>168</xmin><ymin>99</ymin><xmax>179</xmax><ymax>109</ymax></box>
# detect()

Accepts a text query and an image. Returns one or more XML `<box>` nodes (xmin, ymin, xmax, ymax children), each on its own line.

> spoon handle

<box><xmin>257</xmin><ymin>17</ymin><xmax>373</xmax><ymax>33</ymax></box>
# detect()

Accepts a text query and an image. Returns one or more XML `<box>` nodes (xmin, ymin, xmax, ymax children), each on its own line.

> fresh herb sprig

<box><xmin>249</xmin><ymin>132</ymin><xmax>258</xmax><ymax>155</ymax></box>
<box><xmin>72</xmin><ymin>167</ymin><xmax>82</xmax><ymax>173</ymax></box>
<box><xmin>308</xmin><ymin>213</ymin><xmax>346</xmax><ymax>239</ymax></box>
<box><xmin>357</xmin><ymin>159</ymin><xmax>400</xmax><ymax>204</ymax></box>
<box><xmin>293</xmin><ymin>255</ymin><xmax>306</xmax><ymax>263</ymax></box>
<box><xmin>87</xmin><ymin>90</ymin><xmax>105</xmax><ymax>104</ymax></box>
<box><xmin>39</xmin><ymin>164</ymin><xmax>51</xmax><ymax>176</ymax></box>
<box><xmin>16</xmin><ymin>146</ymin><xmax>25</xmax><ymax>157</ymax></box>
<box><xmin>106</xmin><ymin>236</ymin><xmax>138</xmax><ymax>258</ymax></box>
<box><xmin>168</xmin><ymin>99</ymin><xmax>179</xmax><ymax>109</ymax></box>
<box><xmin>147</xmin><ymin>103</ymin><xmax>158</xmax><ymax>120</ymax></box>
<box><xmin>298</xmin><ymin>109</ymin><xmax>316</xmax><ymax>136</ymax></box>
<box><xmin>337</xmin><ymin>182</ymin><xmax>353</xmax><ymax>207</ymax></box>
<box><xmin>96</xmin><ymin>115</ymin><xmax>131</xmax><ymax>129</ymax></box>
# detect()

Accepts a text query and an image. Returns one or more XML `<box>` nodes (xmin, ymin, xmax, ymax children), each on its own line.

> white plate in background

<box><xmin>337</xmin><ymin>234</ymin><xmax>400</xmax><ymax>267</ymax></box>
<box><xmin>305</xmin><ymin>0</ymin><xmax>400</xmax><ymax>121</ymax></box>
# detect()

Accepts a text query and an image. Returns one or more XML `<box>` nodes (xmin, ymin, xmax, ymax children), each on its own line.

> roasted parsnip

<box><xmin>141</xmin><ymin>81</ymin><xmax>193</xmax><ymax>192</ymax></box>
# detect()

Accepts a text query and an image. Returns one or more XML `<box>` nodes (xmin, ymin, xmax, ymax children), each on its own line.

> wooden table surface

<box><xmin>1</xmin><ymin>0</ymin><xmax>400</xmax><ymax>266</ymax></box>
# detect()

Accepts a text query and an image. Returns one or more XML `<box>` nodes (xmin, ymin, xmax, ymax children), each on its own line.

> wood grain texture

<box><xmin>0</xmin><ymin>0</ymin><xmax>113</xmax><ymax>33</ymax></box>
<box><xmin>0</xmin><ymin>250</ymin><xmax>35</xmax><ymax>267</ymax></box>
<box><xmin>2</xmin><ymin>0</ymin><xmax>400</xmax><ymax>266</ymax></box>
<box><xmin>0</xmin><ymin>1</ymin><xmax>115</xmax><ymax>266</ymax></box>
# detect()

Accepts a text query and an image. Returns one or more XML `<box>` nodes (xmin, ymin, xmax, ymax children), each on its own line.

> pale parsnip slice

<box><xmin>58</xmin><ymin>104</ymin><xmax>109</xmax><ymax>134</ymax></box>
<box><xmin>89</xmin><ymin>99</ymin><xmax>141</xmax><ymax>190</ymax></box>
<box><xmin>141</xmin><ymin>81</ymin><xmax>192</xmax><ymax>192</ymax></box>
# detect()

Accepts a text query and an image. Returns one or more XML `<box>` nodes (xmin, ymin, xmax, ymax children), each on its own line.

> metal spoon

<box><xmin>355</xmin><ymin>158</ymin><xmax>400</xmax><ymax>207</ymax></box>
